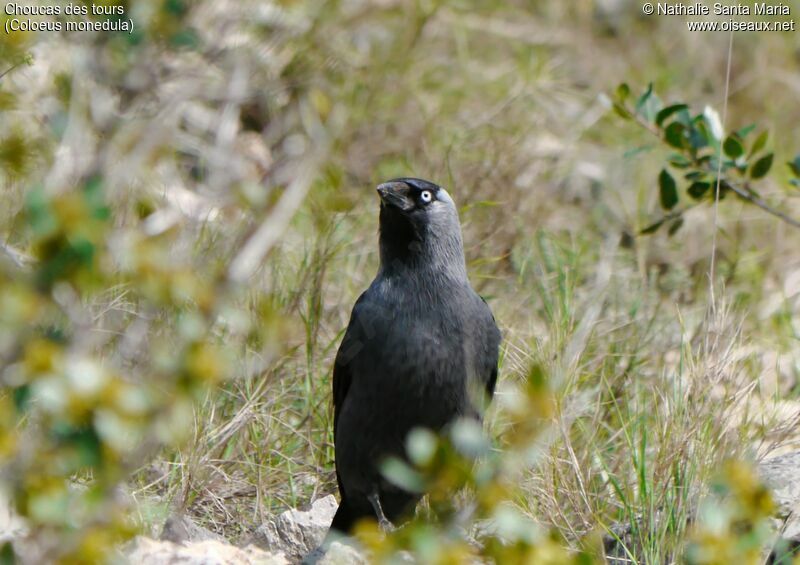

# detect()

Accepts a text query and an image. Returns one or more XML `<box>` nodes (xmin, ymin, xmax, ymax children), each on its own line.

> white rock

<box><xmin>759</xmin><ymin>451</ymin><xmax>800</xmax><ymax>538</ymax></box>
<box><xmin>247</xmin><ymin>495</ymin><xmax>338</xmax><ymax>562</ymax></box>
<box><xmin>126</xmin><ymin>537</ymin><xmax>288</xmax><ymax>565</ymax></box>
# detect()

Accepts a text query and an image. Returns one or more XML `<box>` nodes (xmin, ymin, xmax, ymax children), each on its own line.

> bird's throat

<box><xmin>378</xmin><ymin>208</ymin><xmax>467</xmax><ymax>281</ymax></box>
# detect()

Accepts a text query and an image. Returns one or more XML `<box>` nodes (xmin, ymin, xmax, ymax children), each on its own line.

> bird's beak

<box><xmin>376</xmin><ymin>181</ymin><xmax>413</xmax><ymax>211</ymax></box>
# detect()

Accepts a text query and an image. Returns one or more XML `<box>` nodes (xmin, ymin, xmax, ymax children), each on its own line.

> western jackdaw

<box><xmin>328</xmin><ymin>177</ymin><xmax>501</xmax><ymax>535</ymax></box>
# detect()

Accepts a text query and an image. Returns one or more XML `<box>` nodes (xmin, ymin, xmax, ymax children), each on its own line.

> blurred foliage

<box><xmin>0</xmin><ymin>0</ymin><xmax>333</xmax><ymax>560</ymax></box>
<box><xmin>353</xmin><ymin>366</ymin><xmax>601</xmax><ymax>564</ymax></box>
<box><xmin>685</xmin><ymin>461</ymin><xmax>776</xmax><ymax>565</ymax></box>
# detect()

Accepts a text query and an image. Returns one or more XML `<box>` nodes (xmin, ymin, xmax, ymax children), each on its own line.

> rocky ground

<box><xmin>3</xmin><ymin>452</ymin><xmax>800</xmax><ymax>564</ymax></box>
<box><xmin>125</xmin><ymin>495</ymin><xmax>356</xmax><ymax>565</ymax></box>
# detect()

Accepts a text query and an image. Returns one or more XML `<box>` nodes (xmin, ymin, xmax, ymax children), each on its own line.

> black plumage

<box><xmin>328</xmin><ymin>178</ymin><xmax>501</xmax><ymax>535</ymax></box>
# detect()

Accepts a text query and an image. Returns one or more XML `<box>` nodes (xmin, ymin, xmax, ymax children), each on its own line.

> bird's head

<box><xmin>376</xmin><ymin>178</ymin><xmax>466</xmax><ymax>279</ymax></box>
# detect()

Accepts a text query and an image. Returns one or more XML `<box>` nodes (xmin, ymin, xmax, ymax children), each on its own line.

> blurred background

<box><xmin>1</xmin><ymin>0</ymin><xmax>799</xmax><ymax>561</ymax></box>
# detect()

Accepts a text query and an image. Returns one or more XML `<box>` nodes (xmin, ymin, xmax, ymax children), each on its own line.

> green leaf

<box><xmin>0</xmin><ymin>542</ymin><xmax>15</xmax><ymax>565</ymax></box>
<box><xmin>668</xmin><ymin>154</ymin><xmax>691</xmax><ymax>168</ymax></box>
<box><xmin>623</xmin><ymin>145</ymin><xmax>654</xmax><ymax>159</ymax></box>
<box><xmin>787</xmin><ymin>155</ymin><xmax>800</xmax><ymax>177</ymax></box>
<box><xmin>616</xmin><ymin>83</ymin><xmax>630</xmax><ymax>101</ymax></box>
<box><xmin>0</xmin><ymin>130</ymin><xmax>35</xmax><ymax>176</ymax></box>
<box><xmin>12</xmin><ymin>384</ymin><xmax>31</xmax><ymax>412</ymax></box>
<box><xmin>748</xmin><ymin>131</ymin><xmax>768</xmax><ymax>157</ymax></box>
<box><xmin>28</xmin><ymin>487</ymin><xmax>70</xmax><ymax>525</ymax></box>
<box><xmin>170</xmin><ymin>29</ymin><xmax>200</xmax><ymax>49</ymax></box>
<box><xmin>635</xmin><ymin>83</ymin><xmax>662</xmax><ymax>123</ymax></box>
<box><xmin>674</xmin><ymin>108</ymin><xmax>693</xmax><ymax>127</ymax></box>
<box><xmin>656</xmin><ymin>104</ymin><xmax>689</xmax><ymax>127</ymax></box>
<box><xmin>722</xmin><ymin>135</ymin><xmax>744</xmax><ymax>158</ymax></box>
<box><xmin>750</xmin><ymin>153</ymin><xmax>774</xmax><ymax>179</ymax></box>
<box><xmin>613</xmin><ymin>102</ymin><xmax>632</xmax><ymax>120</ymax></box>
<box><xmin>406</xmin><ymin>428</ymin><xmax>437</xmax><ymax>466</ymax></box>
<box><xmin>659</xmin><ymin>169</ymin><xmax>678</xmax><ymax>210</ymax></box>
<box><xmin>451</xmin><ymin>418</ymin><xmax>490</xmax><ymax>457</ymax></box>
<box><xmin>687</xmin><ymin>181</ymin><xmax>710</xmax><ymax>200</ymax></box>
<box><xmin>664</xmin><ymin>122</ymin><xmax>686</xmax><ymax>149</ymax></box>
<box><xmin>790</xmin><ymin>178</ymin><xmax>800</xmax><ymax>189</ymax></box>
<box><xmin>636</xmin><ymin>83</ymin><xmax>653</xmax><ymax>107</ymax></box>
<box><xmin>164</xmin><ymin>0</ymin><xmax>189</xmax><ymax>16</ymax></box>
<box><xmin>640</xmin><ymin>218</ymin><xmax>665</xmax><ymax>234</ymax></box>
<box><xmin>380</xmin><ymin>458</ymin><xmax>425</xmax><ymax>493</ymax></box>
<box><xmin>690</xmin><ymin>120</ymin><xmax>710</xmax><ymax>150</ymax></box>
<box><xmin>667</xmin><ymin>217</ymin><xmax>684</xmax><ymax>236</ymax></box>
<box><xmin>83</xmin><ymin>175</ymin><xmax>110</xmax><ymax>220</ymax></box>
<box><xmin>52</xmin><ymin>424</ymin><xmax>103</xmax><ymax>469</ymax></box>
<box><xmin>736</xmin><ymin>123</ymin><xmax>756</xmax><ymax>139</ymax></box>
<box><xmin>25</xmin><ymin>186</ymin><xmax>58</xmax><ymax>238</ymax></box>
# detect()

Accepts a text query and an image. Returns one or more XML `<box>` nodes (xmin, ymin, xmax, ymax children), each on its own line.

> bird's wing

<box><xmin>332</xmin><ymin>356</ymin><xmax>350</xmax><ymax>442</ymax></box>
<box><xmin>332</xmin><ymin>292</ymin><xmax>375</xmax><ymax>505</ymax></box>
<box><xmin>479</xmin><ymin>295</ymin><xmax>501</xmax><ymax>399</ymax></box>
<box><xmin>332</xmin><ymin>292</ymin><xmax>369</xmax><ymax>439</ymax></box>
<box><xmin>486</xmin><ymin>362</ymin><xmax>499</xmax><ymax>399</ymax></box>
<box><xmin>332</xmin><ymin>343</ymin><xmax>352</xmax><ymax>442</ymax></box>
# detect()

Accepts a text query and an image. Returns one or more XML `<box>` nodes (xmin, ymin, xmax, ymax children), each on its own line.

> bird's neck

<box><xmin>378</xmin><ymin>223</ymin><xmax>468</xmax><ymax>283</ymax></box>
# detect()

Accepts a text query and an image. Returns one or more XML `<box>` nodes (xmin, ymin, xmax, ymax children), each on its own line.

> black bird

<box><xmin>328</xmin><ymin>178</ymin><xmax>501</xmax><ymax>535</ymax></box>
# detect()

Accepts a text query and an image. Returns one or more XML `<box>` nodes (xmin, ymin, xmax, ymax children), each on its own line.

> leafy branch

<box><xmin>613</xmin><ymin>83</ymin><xmax>800</xmax><ymax>235</ymax></box>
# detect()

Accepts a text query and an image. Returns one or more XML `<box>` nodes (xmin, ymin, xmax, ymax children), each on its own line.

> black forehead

<box><xmin>387</xmin><ymin>177</ymin><xmax>440</xmax><ymax>192</ymax></box>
